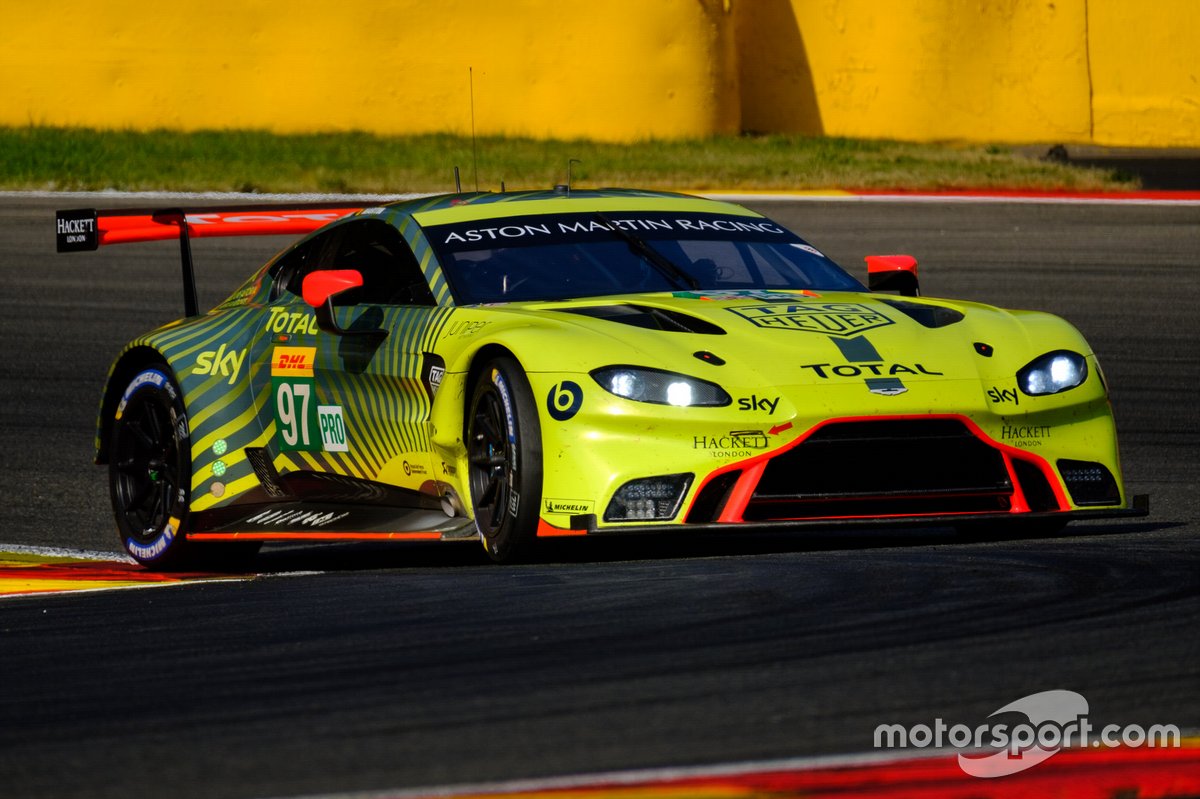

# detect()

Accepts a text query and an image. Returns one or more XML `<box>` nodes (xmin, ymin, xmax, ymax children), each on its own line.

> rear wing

<box><xmin>56</xmin><ymin>203</ymin><xmax>367</xmax><ymax>317</ymax></box>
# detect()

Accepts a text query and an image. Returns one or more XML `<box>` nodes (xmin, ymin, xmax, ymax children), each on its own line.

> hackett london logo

<box><xmin>727</xmin><ymin>302</ymin><xmax>894</xmax><ymax>337</ymax></box>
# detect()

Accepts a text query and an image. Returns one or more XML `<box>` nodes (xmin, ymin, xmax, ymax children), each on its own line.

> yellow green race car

<box><xmin>56</xmin><ymin>189</ymin><xmax>1146</xmax><ymax>566</ymax></box>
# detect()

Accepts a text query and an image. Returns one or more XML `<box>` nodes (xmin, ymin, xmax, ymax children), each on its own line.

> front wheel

<box><xmin>467</xmin><ymin>357</ymin><xmax>543</xmax><ymax>563</ymax></box>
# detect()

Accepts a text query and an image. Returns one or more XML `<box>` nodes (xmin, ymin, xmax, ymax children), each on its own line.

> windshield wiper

<box><xmin>594</xmin><ymin>212</ymin><xmax>700</xmax><ymax>290</ymax></box>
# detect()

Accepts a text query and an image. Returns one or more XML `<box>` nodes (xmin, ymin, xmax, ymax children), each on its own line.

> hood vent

<box><xmin>563</xmin><ymin>305</ymin><xmax>726</xmax><ymax>335</ymax></box>
<box><xmin>881</xmin><ymin>299</ymin><xmax>965</xmax><ymax>328</ymax></box>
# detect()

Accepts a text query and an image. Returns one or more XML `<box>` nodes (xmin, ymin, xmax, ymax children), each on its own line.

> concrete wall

<box><xmin>2</xmin><ymin>0</ymin><xmax>738</xmax><ymax>141</ymax></box>
<box><xmin>2</xmin><ymin>0</ymin><xmax>1195</xmax><ymax>146</ymax></box>
<box><xmin>736</xmin><ymin>0</ymin><xmax>1199</xmax><ymax>147</ymax></box>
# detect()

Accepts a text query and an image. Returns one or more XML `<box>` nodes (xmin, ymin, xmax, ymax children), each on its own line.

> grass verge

<box><xmin>0</xmin><ymin>126</ymin><xmax>1136</xmax><ymax>194</ymax></box>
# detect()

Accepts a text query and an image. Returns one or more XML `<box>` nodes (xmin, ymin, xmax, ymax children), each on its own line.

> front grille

<box><xmin>745</xmin><ymin>419</ymin><xmax>1012</xmax><ymax>520</ymax></box>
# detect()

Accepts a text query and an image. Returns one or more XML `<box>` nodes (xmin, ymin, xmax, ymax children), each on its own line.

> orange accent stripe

<box><xmin>717</xmin><ymin>461</ymin><xmax>766</xmax><ymax>523</ymax></box>
<box><xmin>188</xmin><ymin>531</ymin><xmax>444</xmax><ymax>542</ymax></box>
<box><xmin>691</xmin><ymin>413</ymin><xmax>1073</xmax><ymax>523</ymax></box>
<box><xmin>537</xmin><ymin>519</ymin><xmax>588</xmax><ymax>537</ymax></box>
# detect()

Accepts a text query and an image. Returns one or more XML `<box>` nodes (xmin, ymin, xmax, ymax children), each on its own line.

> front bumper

<box><xmin>544</xmin><ymin>493</ymin><xmax>1150</xmax><ymax>537</ymax></box>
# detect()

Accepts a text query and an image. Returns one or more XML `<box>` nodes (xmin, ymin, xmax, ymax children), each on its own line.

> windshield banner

<box><xmin>424</xmin><ymin>212</ymin><xmax>802</xmax><ymax>253</ymax></box>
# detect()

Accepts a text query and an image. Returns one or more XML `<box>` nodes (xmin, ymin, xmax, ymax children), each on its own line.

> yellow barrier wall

<box><xmin>736</xmin><ymin>0</ymin><xmax>1198</xmax><ymax>147</ymax></box>
<box><xmin>2</xmin><ymin>0</ymin><xmax>1196</xmax><ymax>146</ymax></box>
<box><xmin>736</xmin><ymin>0</ymin><xmax>1094</xmax><ymax>142</ymax></box>
<box><xmin>1</xmin><ymin>0</ymin><xmax>738</xmax><ymax>142</ymax></box>
<box><xmin>1089</xmin><ymin>0</ymin><xmax>1200</xmax><ymax>147</ymax></box>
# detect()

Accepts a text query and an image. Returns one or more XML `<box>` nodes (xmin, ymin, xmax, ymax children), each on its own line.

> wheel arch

<box><xmin>462</xmin><ymin>343</ymin><xmax>522</xmax><ymax>440</ymax></box>
<box><xmin>95</xmin><ymin>346</ymin><xmax>176</xmax><ymax>465</ymax></box>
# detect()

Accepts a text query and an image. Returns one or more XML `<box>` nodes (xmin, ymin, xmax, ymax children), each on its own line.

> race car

<box><xmin>56</xmin><ymin>189</ymin><xmax>1147</xmax><ymax>567</ymax></box>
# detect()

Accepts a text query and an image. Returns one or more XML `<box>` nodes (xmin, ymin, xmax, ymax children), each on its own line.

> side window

<box><xmin>273</xmin><ymin>220</ymin><xmax>435</xmax><ymax>306</ymax></box>
<box><xmin>270</xmin><ymin>233</ymin><xmax>332</xmax><ymax>301</ymax></box>
<box><xmin>326</xmin><ymin>220</ymin><xmax>435</xmax><ymax>306</ymax></box>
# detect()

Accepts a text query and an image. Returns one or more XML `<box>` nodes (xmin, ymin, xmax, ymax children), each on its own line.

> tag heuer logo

<box><xmin>429</xmin><ymin>365</ymin><xmax>445</xmax><ymax>393</ymax></box>
<box><xmin>728</xmin><ymin>303</ymin><xmax>894</xmax><ymax>337</ymax></box>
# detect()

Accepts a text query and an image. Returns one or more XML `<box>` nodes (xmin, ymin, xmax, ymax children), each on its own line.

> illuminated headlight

<box><xmin>591</xmin><ymin>366</ymin><xmax>730</xmax><ymax>407</ymax></box>
<box><xmin>1017</xmin><ymin>351</ymin><xmax>1088</xmax><ymax>396</ymax></box>
<box><xmin>604</xmin><ymin>474</ymin><xmax>693</xmax><ymax>522</ymax></box>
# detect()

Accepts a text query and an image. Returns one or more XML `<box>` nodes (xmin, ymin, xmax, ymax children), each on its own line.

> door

<box><xmin>249</xmin><ymin>218</ymin><xmax>444</xmax><ymax>501</ymax></box>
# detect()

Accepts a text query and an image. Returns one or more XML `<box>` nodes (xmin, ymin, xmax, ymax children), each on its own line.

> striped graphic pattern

<box><xmin>118</xmin><ymin>298</ymin><xmax>457</xmax><ymax>514</ymax></box>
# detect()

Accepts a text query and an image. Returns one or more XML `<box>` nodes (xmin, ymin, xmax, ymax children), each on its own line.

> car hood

<box><xmin>505</xmin><ymin>289</ymin><xmax>1089</xmax><ymax>389</ymax></box>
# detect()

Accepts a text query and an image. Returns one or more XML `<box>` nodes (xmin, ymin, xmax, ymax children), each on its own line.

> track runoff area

<box><xmin>7</xmin><ymin>186</ymin><xmax>1198</xmax><ymax>796</ymax></box>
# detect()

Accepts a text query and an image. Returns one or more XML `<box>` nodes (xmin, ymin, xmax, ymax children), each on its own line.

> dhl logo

<box><xmin>271</xmin><ymin>346</ymin><xmax>316</xmax><ymax>377</ymax></box>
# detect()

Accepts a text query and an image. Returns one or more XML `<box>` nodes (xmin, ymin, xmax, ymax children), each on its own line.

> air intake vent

<box><xmin>745</xmin><ymin>419</ymin><xmax>1012</xmax><ymax>520</ymax></box>
<box><xmin>564</xmin><ymin>305</ymin><xmax>725</xmax><ymax>334</ymax></box>
<box><xmin>881</xmin><ymin>299</ymin><xmax>964</xmax><ymax>328</ymax></box>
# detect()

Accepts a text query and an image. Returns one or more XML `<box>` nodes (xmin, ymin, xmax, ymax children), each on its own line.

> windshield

<box><xmin>423</xmin><ymin>211</ymin><xmax>864</xmax><ymax>304</ymax></box>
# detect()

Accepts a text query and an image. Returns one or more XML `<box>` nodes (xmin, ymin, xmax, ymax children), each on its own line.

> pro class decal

<box><xmin>317</xmin><ymin>405</ymin><xmax>349</xmax><ymax>452</ymax></box>
<box><xmin>727</xmin><ymin>302</ymin><xmax>894</xmax><ymax>337</ymax></box>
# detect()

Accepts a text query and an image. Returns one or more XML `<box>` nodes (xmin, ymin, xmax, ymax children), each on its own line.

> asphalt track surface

<box><xmin>0</xmin><ymin>195</ymin><xmax>1197</xmax><ymax>798</ymax></box>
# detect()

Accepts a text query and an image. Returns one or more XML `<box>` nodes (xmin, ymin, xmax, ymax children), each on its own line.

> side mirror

<box><xmin>302</xmin><ymin>269</ymin><xmax>362</xmax><ymax>308</ymax></box>
<box><xmin>866</xmin><ymin>255</ymin><xmax>920</xmax><ymax>297</ymax></box>
<box><xmin>301</xmin><ymin>269</ymin><xmax>386</xmax><ymax>343</ymax></box>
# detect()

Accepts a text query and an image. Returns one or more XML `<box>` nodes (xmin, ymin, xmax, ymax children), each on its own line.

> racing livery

<box><xmin>57</xmin><ymin>190</ymin><xmax>1146</xmax><ymax>566</ymax></box>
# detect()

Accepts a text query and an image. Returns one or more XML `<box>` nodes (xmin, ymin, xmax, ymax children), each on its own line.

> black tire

<box><xmin>109</xmin><ymin>365</ymin><xmax>260</xmax><ymax>571</ymax></box>
<box><xmin>109</xmin><ymin>366</ymin><xmax>194</xmax><ymax>568</ymax></box>
<box><xmin>467</xmin><ymin>357</ymin><xmax>543</xmax><ymax>563</ymax></box>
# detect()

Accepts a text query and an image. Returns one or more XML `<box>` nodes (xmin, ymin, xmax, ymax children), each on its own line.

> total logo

<box><xmin>194</xmin><ymin>344</ymin><xmax>246</xmax><ymax>385</ymax></box>
<box><xmin>266</xmin><ymin>307</ymin><xmax>320</xmax><ymax>335</ymax></box>
<box><xmin>800</xmin><ymin>362</ymin><xmax>943</xmax><ymax>379</ymax></box>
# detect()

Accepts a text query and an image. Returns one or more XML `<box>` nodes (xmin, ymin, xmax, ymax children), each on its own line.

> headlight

<box><xmin>591</xmin><ymin>366</ymin><xmax>731</xmax><ymax>407</ymax></box>
<box><xmin>1017</xmin><ymin>350</ymin><xmax>1088</xmax><ymax>396</ymax></box>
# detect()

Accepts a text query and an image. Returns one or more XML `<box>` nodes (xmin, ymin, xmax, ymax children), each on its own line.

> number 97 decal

<box><xmin>276</xmin><ymin>381</ymin><xmax>313</xmax><ymax>448</ymax></box>
<box><xmin>272</xmin><ymin>380</ymin><xmax>349</xmax><ymax>453</ymax></box>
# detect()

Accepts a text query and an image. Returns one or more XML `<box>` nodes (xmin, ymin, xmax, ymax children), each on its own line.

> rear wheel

<box><xmin>109</xmin><ymin>365</ymin><xmax>259</xmax><ymax>570</ymax></box>
<box><xmin>467</xmin><ymin>357</ymin><xmax>543</xmax><ymax>563</ymax></box>
<box><xmin>109</xmin><ymin>367</ymin><xmax>193</xmax><ymax>568</ymax></box>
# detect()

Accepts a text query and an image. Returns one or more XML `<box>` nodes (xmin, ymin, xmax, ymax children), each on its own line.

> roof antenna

<box><xmin>469</xmin><ymin>67</ymin><xmax>479</xmax><ymax>192</ymax></box>
<box><xmin>567</xmin><ymin>158</ymin><xmax>581</xmax><ymax>195</ymax></box>
<box><xmin>453</xmin><ymin>166</ymin><xmax>462</xmax><ymax>193</ymax></box>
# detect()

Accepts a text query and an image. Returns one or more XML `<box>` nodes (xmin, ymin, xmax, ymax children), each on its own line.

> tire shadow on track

<box><xmin>2</xmin><ymin>520</ymin><xmax>1168</xmax><ymax>593</ymax></box>
<box><xmin>247</xmin><ymin>519</ymin><xmax>1171</xmax><ymax>574</ymax></box>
